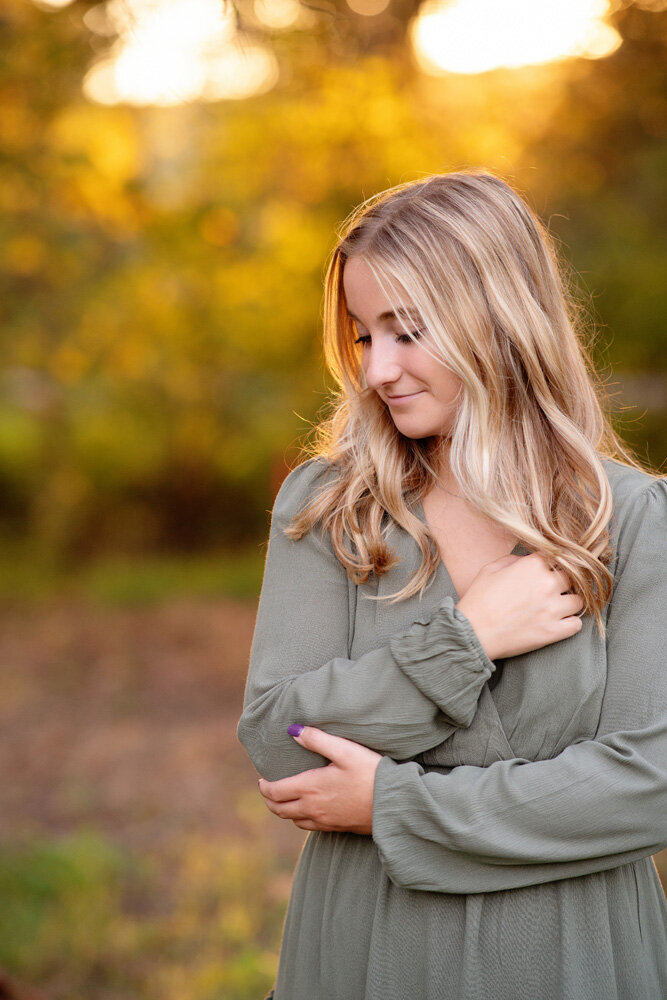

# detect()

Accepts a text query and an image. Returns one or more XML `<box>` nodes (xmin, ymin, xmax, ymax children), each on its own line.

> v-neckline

<box><xmin>413</xmin><ymin>498</ymin><xmax>526</xmax><ymax>603</ymax></box>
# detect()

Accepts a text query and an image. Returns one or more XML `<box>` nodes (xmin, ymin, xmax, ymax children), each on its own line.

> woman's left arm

<box><xmin>262</xmin><ymin>480</ymin><xmax>667</xmax><ymax>893</ymax></box>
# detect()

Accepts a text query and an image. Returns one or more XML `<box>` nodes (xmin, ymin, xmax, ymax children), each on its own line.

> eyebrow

<box><xmin>347</xmin><ymin>306</ymin><xmax>422</xmax><ymax>323</ymax></box>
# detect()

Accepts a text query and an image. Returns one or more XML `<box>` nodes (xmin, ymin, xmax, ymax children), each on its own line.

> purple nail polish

<box><xmin>287</xmin><ymin>723</ymin><xmax>304</xmax><ymax>737</ymax></box>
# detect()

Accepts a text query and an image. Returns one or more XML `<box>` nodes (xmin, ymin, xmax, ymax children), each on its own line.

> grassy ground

<box><xmin>0</xmin><ymin>567</ymin><xmax>664</xmax><ymax>999</ymax></box>
<box><xmin>0</xmin><ymin>591</ymin><xmax>303</xmax><ymax>1000</ymax></box>
<box><xmin>0</xmin><ymin>547</ymin><xmax>268</xmax><ymax>605</ymax></box>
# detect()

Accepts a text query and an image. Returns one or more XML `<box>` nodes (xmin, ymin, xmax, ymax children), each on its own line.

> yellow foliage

<box><xmin>51</xmin><ymin>345</ymin><xmax>89</xmax><ymax>383</ymax></box>
<box><xmin>0</xmin><ymin>173</ymin><xmax>37</xmax><ymax>212</ymax></box>
<box><xmin>259</xmin><ymin>200</ymin><xmax>327</xmax><ymax>273</ymax></box>
<box><xmin>173</xmin><ymin>413</ymin><xmax>223</xmax><ymax>457</ymax></box>
<box><xmin>199</xmin><ymin>207</ymin><xmax>239</xmax><ymax>247</ymax></box>
<box><xmin>50</xmin><ymin>105</ymin><xmax>143</xmax><ymax>184</ymax></box>
<box><xmin>0</xmin><ymin>1</ymin><xmax>663</xmax><ymax>559</ymax></box>
<box><xmin>107</xmin><ymin>339</ymin><xmax>155</xmax><ymax>380</ymax></box>
<box><xmin>0</xmin><ymin>98</ymin><xmax>39</xmax><ymax>151</ymax></box>
<box><xmin>3</xmin><ymin>235</ymin><xmax>46</xmax><ymax>276</ymax></box>
<box><xmin>75</xmin><ymin>169</ymin><xmax>142</xmax><ymax>232</ymax></box>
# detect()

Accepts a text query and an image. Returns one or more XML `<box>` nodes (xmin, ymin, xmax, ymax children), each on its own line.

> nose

<box><xmin>363</xmin><ymin>339</ymin><xmax>402</xmax><ymax>390</ymax></box>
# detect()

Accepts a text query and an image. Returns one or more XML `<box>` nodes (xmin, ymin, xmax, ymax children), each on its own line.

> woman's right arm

<box><xmin>370</xmin><ymin>480</ymin><xmax>667</xmax><ymax>893</ymax></box>
<box><xmin>238</xmin><ymin>463</ymin><xmax>497</xmax><ymax>781</ymax></box>
<box><xmin>237</xmin><ymin>462</ymin><xmax>580</xmax><ymax>782</ymax></box>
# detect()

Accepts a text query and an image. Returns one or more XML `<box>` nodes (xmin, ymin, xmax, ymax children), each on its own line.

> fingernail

<box><xmin>287</xmin><ymin>723</ymin><xmax>304</xmax><ymax>737</ymax></box>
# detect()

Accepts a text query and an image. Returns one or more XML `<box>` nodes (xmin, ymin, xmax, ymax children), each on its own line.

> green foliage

<box><xmin>0</xmin><ymin>826</ymin><xmax>288</xmax><ymax>1000</ymax></box>
<box><xmin>0</xmin><ymin>833</ymin><xmax>124</xmax><ymax>983</ymax></box>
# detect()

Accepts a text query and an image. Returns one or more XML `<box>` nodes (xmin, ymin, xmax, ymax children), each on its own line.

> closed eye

<box><xmin>354</xmin><ymin>331</ymin><xmax>424</xmax><ymax>346</ymax></box>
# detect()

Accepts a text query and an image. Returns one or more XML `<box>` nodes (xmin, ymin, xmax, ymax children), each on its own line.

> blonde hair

<box><xmin>288</xmin><ymin>172</ymin><xmax>637</xmax><ymax>622</ymax></box>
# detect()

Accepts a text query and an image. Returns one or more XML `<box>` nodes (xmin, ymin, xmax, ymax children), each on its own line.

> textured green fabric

<box><xmin>238</xmin><ymin>458</ymin><xmax>667</xmax><ymax>1000</ymax></box>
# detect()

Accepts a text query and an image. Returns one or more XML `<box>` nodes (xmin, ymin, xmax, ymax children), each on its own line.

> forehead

<box><xmin>342</xmin><ymin>258</ymin><xmax>415</xmax><ymax>320</ymax></box>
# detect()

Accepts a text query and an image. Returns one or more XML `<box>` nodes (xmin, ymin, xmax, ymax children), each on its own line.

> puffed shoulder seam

<box><xmin>607</xmin><ymin>463</ymin><xmax>665</xmax><ymax>521</ymax></box>
<box><xmin>645</xmin><ymin>476</ymin><xmax>667</xmax><ymax>505</ymax></box>
<box><xmin>609</xmin><ymin>475</ymin><xmax>667</xmax><ymax>565</ymax></box>
<box><xmin>271</xmin><ymin>458</ymin><xmax>334</xmax><ymax>523</ymax></box>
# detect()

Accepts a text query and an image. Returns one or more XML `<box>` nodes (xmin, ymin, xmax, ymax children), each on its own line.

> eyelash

<box><xmin>354</xmin><ymin>331</ymin><xmax>423</xmax><ymax>345</ymax></box>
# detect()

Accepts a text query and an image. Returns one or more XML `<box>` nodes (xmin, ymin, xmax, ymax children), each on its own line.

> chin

<box><xmin>394</xmin><ymin>424</ymin><xmax>441</xmax><ymax>440</ymax></box>
<box><xmin>392</xmin><ymin>415</ymin><xmax>452</xmax><ymax>438</ymax></box>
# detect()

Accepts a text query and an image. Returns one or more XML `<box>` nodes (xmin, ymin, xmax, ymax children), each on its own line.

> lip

<box><xmin>384</xmin><ymin>391</ymin><xmax>424</xmax><ymax>405</ymax></box>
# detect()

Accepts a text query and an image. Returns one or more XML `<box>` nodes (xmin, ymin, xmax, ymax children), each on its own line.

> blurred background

<box><xmin>0</xmin><ymin>1</ymin><xmax>665</xmax><ymax>997</ymax></box>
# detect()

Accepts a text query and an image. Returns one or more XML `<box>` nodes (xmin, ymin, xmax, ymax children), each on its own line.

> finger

<box><xmin>259</xmin><ymin>762</ymin><xmax>336</xmax><ymax>803</ymax></box>
<box><xmin>558</xmin><ymin>614</ymin><xmax>584</xmax><ymax>637</ymax></box>
<box><xmin>287</xmin><ymin>724</ymin><xmax>357</xmax><ymax>762</ymax></box>
<box><xmin>294</xmin><ymin>819</ymin><xmax>320</xmax><ymax>831</ymax></box>
<box><xmin>259</xmin><ymin>775</ymin><xmax>306</xmax><ymax>803</ymax></box>
<box><xmin>539</xmin><ymin>559</ymin><xmax>571</xmax><ymax>593</ymax></box>
<box><xmin>553</xmin><ymin>570</ymin><xmax>574</xmax><ymax>594</ymax></box>
<box><xmin>558</xmin><ymin>593</ymin><xmax>585</xmax><ymax>618</ymax></box>
<box><xmin>547</xmin><ymin>612</ymin><xmax>584</xmax><ymax>642</ymax></box>
<box><xmin>526</xmin><ymin>553</ymin><xmax>570</xmax><ymax>589</ymax></box>
<box><xmin>263</xmin><ymin>796</ymin><xmax>309</xmax><ymax>820</ymax></box>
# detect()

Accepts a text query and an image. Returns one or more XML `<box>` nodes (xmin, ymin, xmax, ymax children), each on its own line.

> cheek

<box><xmin>446</xmin><ymin>375</ymin><xmax>463</xmax><ymax>401</ymax></box>
<box><xmin>429</xmin><ymin>366</ymin><xmax>461</xmax><ymax>402</ymax></box>
<box><xmin>443</xmin><ymin>363</ymin><xmax>462</xmax><ymax>393</ymax></box>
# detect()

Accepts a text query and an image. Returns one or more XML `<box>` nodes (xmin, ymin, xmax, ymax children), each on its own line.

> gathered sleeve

<box><xmin>372</xmin><ymin>479</ymin><xmax>667</xmax><ymax>894</ymax></box>
<box><xmin>237</xmin><ymin>461</ymin><xmax>495</xmax><ymax>781</ymax></box>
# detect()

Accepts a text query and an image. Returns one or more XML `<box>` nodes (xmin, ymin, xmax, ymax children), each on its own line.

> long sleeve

<box><xmin>237</xmin><ymin>461</ymin><xmax>495</xmax><ymax>781</ymax></box>
<box><xmin>372</xmin><ymin>478</ymin><xmax>667</xmax><ymax>894</ymax></box>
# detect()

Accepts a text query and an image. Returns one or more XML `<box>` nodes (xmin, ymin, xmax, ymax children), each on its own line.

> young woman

<box><xmin>237</xmin><ymin>173</ymin><xmax>667</xmax><ymax>1000</ymax></box>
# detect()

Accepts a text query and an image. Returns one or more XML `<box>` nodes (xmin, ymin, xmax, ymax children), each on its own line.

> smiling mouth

<box><xmin>385</xmin><ymin>391</ymin><xmax>424</xmax><ymax>404</ymax></box>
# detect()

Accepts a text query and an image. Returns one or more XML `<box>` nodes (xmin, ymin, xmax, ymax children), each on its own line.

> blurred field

<box><xmin>0</xmin><ymin>581</ymin><xmax>664</xmax><ymax>999</ymax></box>
<box><xmin>0</xmin><ymin>590</ymin><xmax>304</xmax><ymax>1000</ymax></box>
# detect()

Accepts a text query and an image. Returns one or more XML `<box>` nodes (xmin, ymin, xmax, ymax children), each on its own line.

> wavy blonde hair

<box><xmin>287</xmin><ymin>172</ymin><xmax>637</xmax><ymax>622</ymax></box>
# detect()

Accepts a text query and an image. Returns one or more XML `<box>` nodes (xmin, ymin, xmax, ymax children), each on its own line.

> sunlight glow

<box><xmin>34</xmin><ymin>0</ymin><xmax>76</xmax><ymax>8</ymax></box>
<box><xmin>411</xmin><ymin>0</ymin><xmax>622</xmax><ymax>75</ymax></box>
<box><xmin>254</xmin><ymin>0</ymin><xmax>302</xmax><ymax>29</ymax></box>
<box><xmin>83</xmin><ymin>0</ymin><xmax>279</xmax><ymax>105</ymax></box>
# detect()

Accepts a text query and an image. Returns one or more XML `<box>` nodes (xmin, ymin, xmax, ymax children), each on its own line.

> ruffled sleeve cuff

<box><xmin>389</xmin><ymin>597</ymin><xmax>496</xmax><ymax>727</ymax></box>
<box><xmin>372</xmin><ymin>754</ymin><xmax>437</xmax><ymax>892</ymax></box>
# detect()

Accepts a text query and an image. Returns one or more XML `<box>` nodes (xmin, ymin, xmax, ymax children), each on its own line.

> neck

<box><xmin>430</xmin><ymin>440</ymin><xmax>459</xmax><ymax>493</ymax></box>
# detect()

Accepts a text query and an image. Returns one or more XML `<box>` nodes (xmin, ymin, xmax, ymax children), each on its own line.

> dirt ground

<box><xmin>0</xmin><ymin>598</ymin><xmax>302</xmax><ymax>855</ymax></box>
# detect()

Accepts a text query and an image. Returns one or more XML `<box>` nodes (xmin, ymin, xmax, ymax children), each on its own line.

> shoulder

<box><xmin>603</xmin><ymin>458</ymin><xmax>667</xmax><ymax>564</ymax></box>
<box><xmin>603</xmin><ymin>457</ymin><xmax>666</xmax><ymax>519</ymax></box>
<box><xmin>604</xmin><ymin>457</ymin><xmax>659</xmax><ymax>502</ymax></box>
<box><xmin>272</xmin><ymin>457</ymin><xmax>336</xmax><ymax>524</ymax></box>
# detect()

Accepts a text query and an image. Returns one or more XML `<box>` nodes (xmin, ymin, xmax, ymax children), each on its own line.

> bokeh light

<box><xmin>411</xmin><ymin>0</ymin><xmax>622</xmax><ymax>75</ymax></box>
<box><xmin>83</xmin><ymin>0</ymin><xmax>278</xmax><ymax>105</ymax></box>
<box><xmin>254</xmin><ymin>0</ymin><xmax>302</xmax><ymax>30</ymax></box>
<box><xmin>33</xmin><ymin>0</ymin><xmax>76</xmax><ymax>8</ymax></box>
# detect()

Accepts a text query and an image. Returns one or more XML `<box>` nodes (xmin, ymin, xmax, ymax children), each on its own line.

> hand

<box><xmin>456</xmin><ymin>552</ymin><xmax>585</xmax><ymax>661</ymax></box>
<box><xmin>258</xmin><ymin>726</ymin><xmax>382</xmax><ymax>835</ymax></box>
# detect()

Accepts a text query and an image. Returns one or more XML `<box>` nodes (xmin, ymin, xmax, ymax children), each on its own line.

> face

<box><xmin>342</xmin><ymin>257</ymin><xmax>462</xmax><ymax>440</ymax></box>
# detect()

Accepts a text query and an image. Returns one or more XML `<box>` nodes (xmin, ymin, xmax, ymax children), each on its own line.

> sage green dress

<box><xmin>238</xmin><ymin>458</ymin><xmax>667</xmax><ymax>1000</ymax></box>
